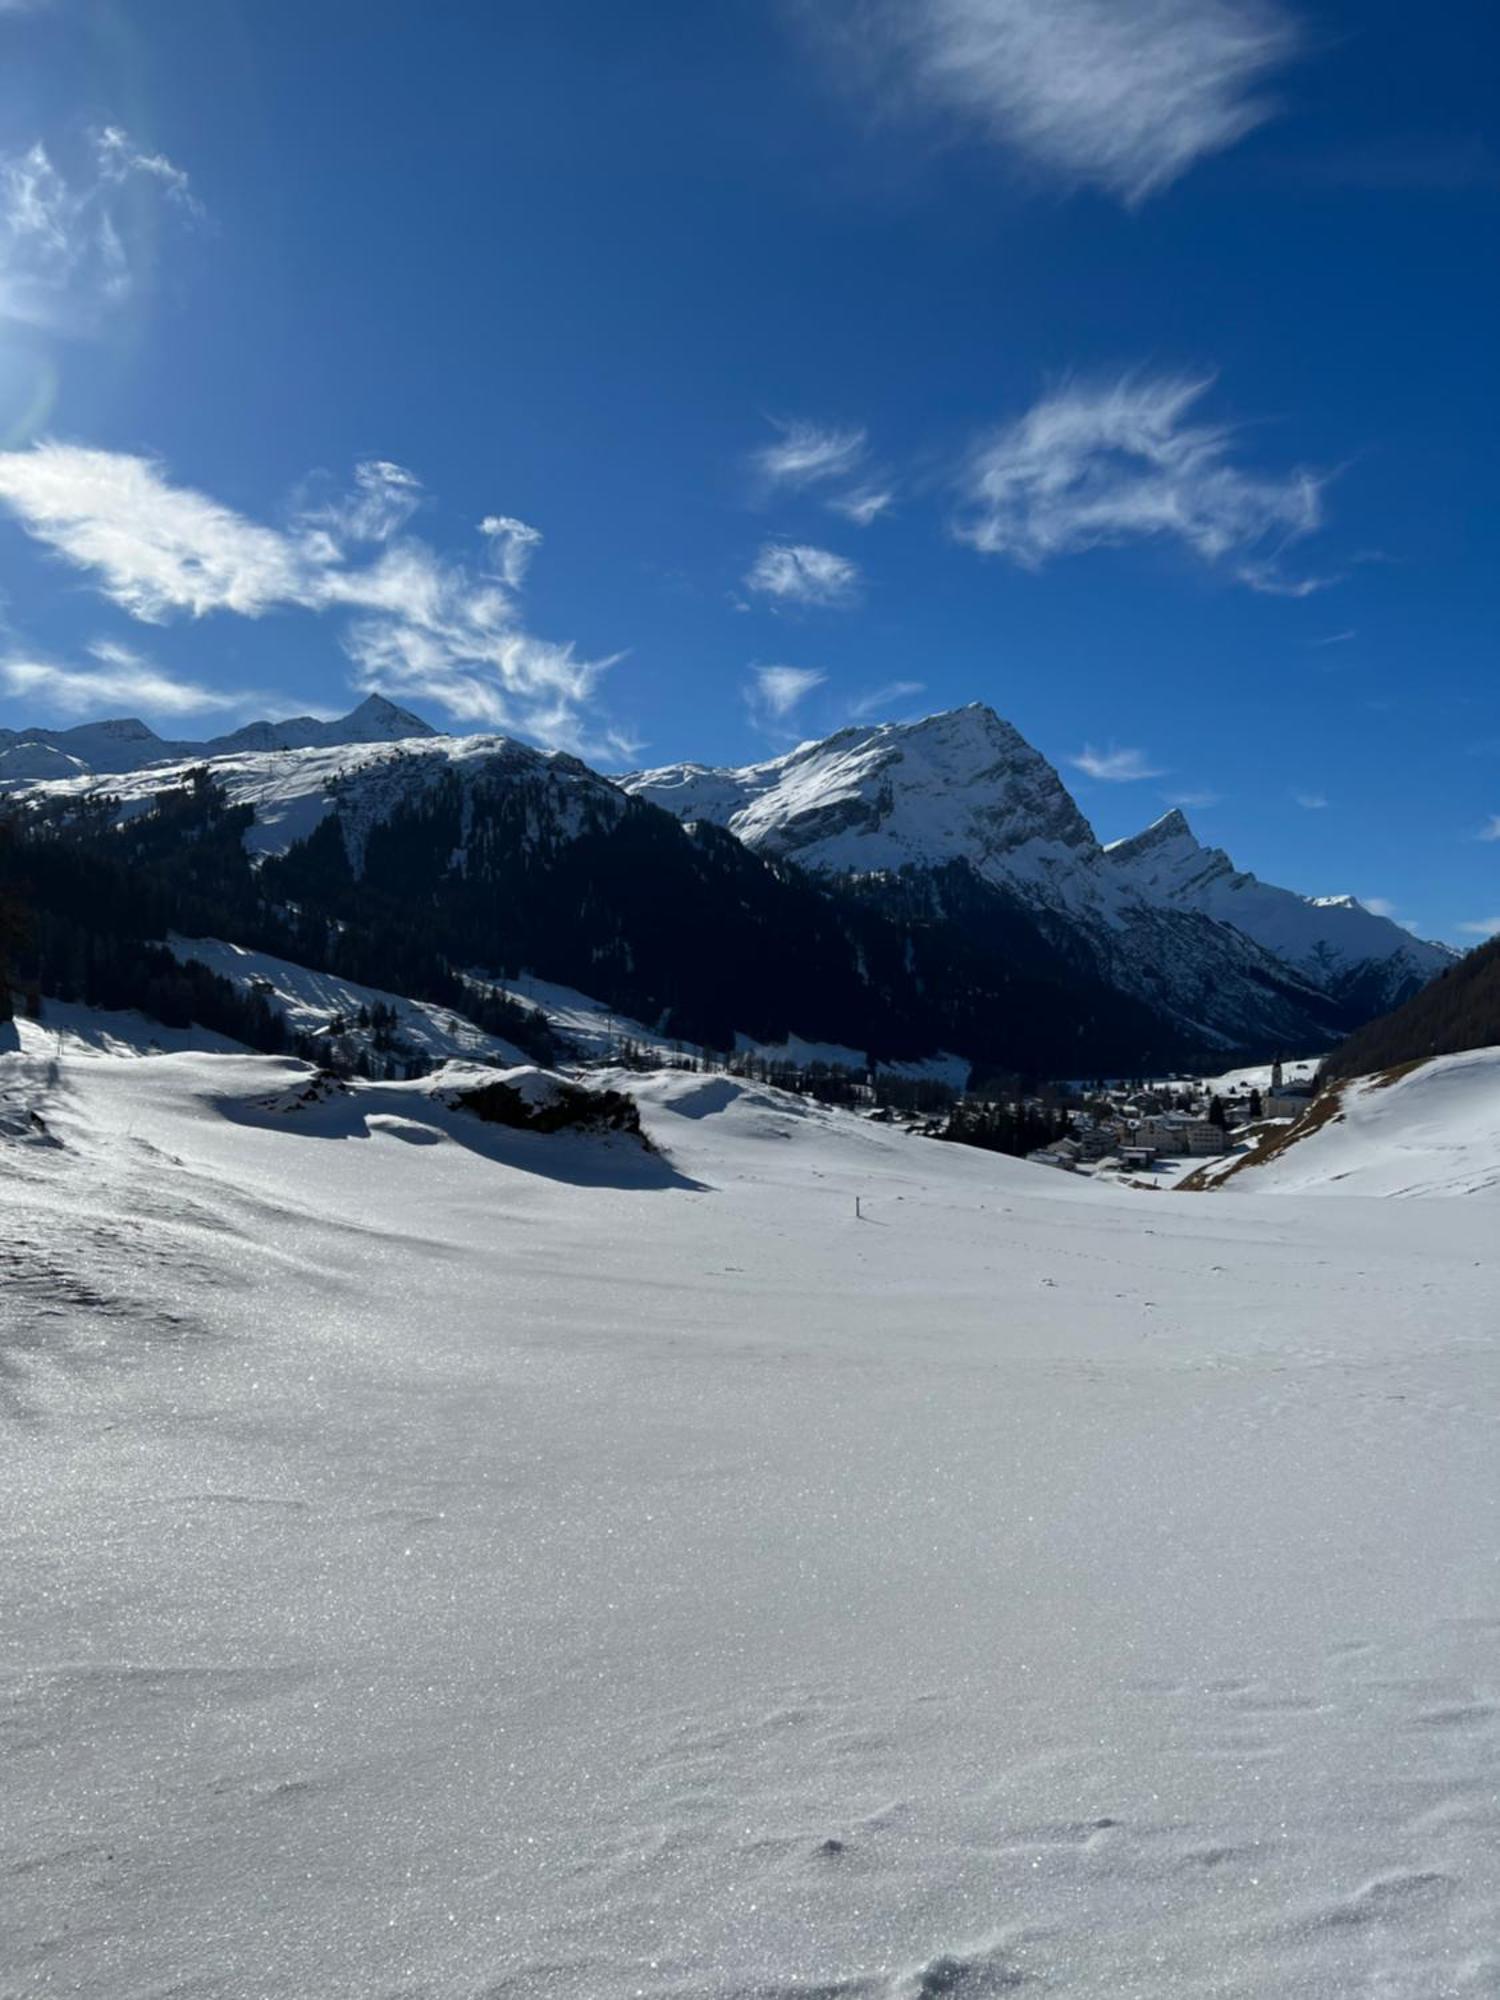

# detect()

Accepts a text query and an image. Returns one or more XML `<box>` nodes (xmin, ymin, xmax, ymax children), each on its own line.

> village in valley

<box><xmin>1028</xmin><ymin>1056</ymin><xmax>1323</xmax><ymax>1181</ymax></box>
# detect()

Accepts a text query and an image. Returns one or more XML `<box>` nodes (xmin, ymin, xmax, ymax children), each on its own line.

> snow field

<box><xmin>1</xmin><ymin>1021</ymin><xmax>1496</xmax><ymax>1998</ymax></box>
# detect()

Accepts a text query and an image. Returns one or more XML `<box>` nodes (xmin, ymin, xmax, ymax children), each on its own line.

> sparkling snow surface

<box><xmin>2</xmin><ymin>1020</ymin><xmax>1497</xmax><ymax>1999</ymax></box>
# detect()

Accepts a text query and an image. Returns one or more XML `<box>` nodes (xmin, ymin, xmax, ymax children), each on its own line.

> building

<box><xmin>1264</xmin><ymin>1056</ymin><xmax>1317</xmax><ymax>1121</ymax></box>
<box><xmin>1136</xmin><ymin>1112</ymin><xmax>1233</xmax><ymax>1157</ymax></box>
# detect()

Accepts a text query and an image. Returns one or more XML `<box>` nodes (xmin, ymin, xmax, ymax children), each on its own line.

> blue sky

<box><xmin>0</xmin><ymin>0</ymin><xmax>1495</xmax><ymax>940</ymax></box>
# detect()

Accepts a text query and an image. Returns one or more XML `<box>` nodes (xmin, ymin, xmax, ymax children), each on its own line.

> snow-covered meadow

<box><xmin>2</xmin><ymin>1017</ymin><xmax>1496</xmax><ymax>1998</ymax></box>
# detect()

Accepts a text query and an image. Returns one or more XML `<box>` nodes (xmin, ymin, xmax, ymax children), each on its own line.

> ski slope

<box><xmin>2</xmin><ymin>1017</ymin><xmax>1497</xmax><ymax>1999</ymax></box>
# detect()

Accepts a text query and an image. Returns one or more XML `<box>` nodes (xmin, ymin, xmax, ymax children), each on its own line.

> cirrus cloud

<box><xmin>752</xmin><ymin>418</ymin><xmax>867</xmax><ymax>492</ymax></box>
<box><xmin>0</xmin><ymin>440</ymin><xmax>630</xmax><ymax>755</ymax></box>
<box><xmin>956</xmin><ymin>373</ymin><xmax>1326</xmax><ymax>593</ymax></box>
<box><xmin>1070</xmin><ymin>743</ymin><xmax>1166</xmax><ymax>782</ymax></box>
<box><xmin>745</xmin><ymin>541</ymin><xmax>861</xmax><ymax>608</ymax></box>
<box><xmin>803</xmin><ymin>0</ymin><xmax>1301</xmax><ymax>206</ymax></box>
<box><xmin>747</xmin><ymin>663</ymin><xmax>828</xmax><ymax>725</ymax></box>
<box><xmin>1</xmin><ymin>125</ymin><xmax>201</xmax><ymax>333</ymax></box>
<box><xmin>1</xmin><ymin>642</ymin><xmax>258</xmax><ymax>719</ymax></box>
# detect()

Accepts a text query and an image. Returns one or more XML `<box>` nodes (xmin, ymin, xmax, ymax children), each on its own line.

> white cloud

<box><xmin>850</xmin><ymin>677</ymin><xmax>926</xmax><ymax>720</ymax></box>
<box><xmin>752</xmin><ymin>418</ymin><xmax>867</xmax><ymax>491</ymax></box>
<box><xmin>0</xmin><ymin>442</ymin><xmax>305</xmax><ymax>617</ymax></box>
<box><xmin>479</xmin><ymin>514</ymin><xmax>543</xmax><ymax>588</ymax></box>
<box><xmin>0</xmin><ymin>441</ymin><xmax>627</xmax><ymax>753</ymax></box>
<box><xmin>1165</xmin><ymin>787</ymin><xmax>1221</xmax><ymax>809</ymax></box>
<box><xmin>0</xmin><ymin>125</ymin><xmax>200</xmax><ymax>332</ymax></box>
<box><xmin>747</xmin><ymin>664</ymin><xmax>828</xmax><ymax>722</ymax></box>
<box><xmin>1236</xmin><ymin>560</ymin><xmax>1339</xmax><ymax>597</ymax></box>
<box><xmin>94</xmin><ymin>126</ymin><xmax>201</xmax><ymax>215</ymax></box>
<box><xmin>828</xmin><ymin>485</ymin><xmax>897</xmax><ymax>527</ymax></box>
<box><xmin>1295</xmin><ymin>790</ymin><xmax>1329</xmax><ymax>810</ymax></box>
<box><xmin>745</xmin><ymin>541</ymin><xmax>860</xmax><ymax>607</ymax></box>
<box><xmin>295</xmin><ymin>460</ymin><xmax>423</xmax><ymax>552</ymax></box>
<box><xmin>957</xmin><ymin>374</ymin><xmax>1324</xmax><ymax>591</ymax></box>
<box><xmin>1</xmin><ymin>644</ymin><xmax>254</xmax><ymax>719</ymax></box>
<box><xmin>1457</xmin><ymin>917</ymin><xmax>1500</xmax><ymax>938</ymax></box>
<box><xmin>1360</xmin><ymin>896</ymin><xmax>1398</xmax><ymax>919</ymax></box>
<box><xmin>1478</xmin><ymin>815</ymin><xmax>1500</xmax><ymax>842</ymax></box>
<box><xmin>1070</xmin><ymin>743</ymin><xmax>1165</xmax><ymax>782</ymax></box>
<box><xmin>809</xmin><ymin>0</ymin><xmax>1300</xmax><ymax>205</ymax></box>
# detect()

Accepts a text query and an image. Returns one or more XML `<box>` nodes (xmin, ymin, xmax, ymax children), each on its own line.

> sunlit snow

<box><xmin>2</xmin><ymin>1015</ymin><xmax>1496</xmax><ymax>1998</ymax></box>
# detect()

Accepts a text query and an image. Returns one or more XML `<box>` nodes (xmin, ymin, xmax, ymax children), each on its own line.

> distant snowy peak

<box><xmin>1106</xmin><ymin>807</ymin><xmax>1456</xmax><ymax>995</ymax></box>
<box><xmin>15</xmin><ymin>726</ymin><xmax>624</xmax><ymax>867</ymax></box>
<box><xmin>0</xmin><ymin>692</ymin><xmax>438</xmax><ymax>781</ymax></box>
<box><xmin>625</xmin><ymin>704</ymin><xmax>1099</xmax><ymax>892</ymax></box>
<box><xmin>206</xmin><ymin>693</ymin><xmax>438</xmax><ymax>757</ymax></box>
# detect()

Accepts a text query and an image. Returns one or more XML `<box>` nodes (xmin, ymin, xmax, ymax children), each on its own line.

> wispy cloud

<box><xmin>749</xmin><ymin>418</ymin><xmax>895</xmax><ymax>527</ymax></box>
<box><xmin>1</xmin><ymin>643</ymin><xmax>258</xmax><ymax>719</ymax></box>
<box><xmin>828</xmin><ymin>485</ymin><xmax>897</xmax><ymax>527</ymax></box>
<box><xmin>1457</xmin><ymin>917</ymin><xmax>1500</xmax><ymax>938</ymax></box>
<box><xmin>478</xmin><ymin>514</ymin><xmax>544</xmax><ymax>588</ymax></box>
<box><xmin>295</xmin><ymin>459</ymin><xmax>423</xmax><ymax>552</ymax></box>
<box><xmin>1360</xmin><ymin>896</ymin><xmax>1398</xmax><ymax>919</ymax></box>
<box><xmin>0</xmin><ymin>125</ymin><xmax>201</xmax><ymax>332</ymax></box>
<box><xmin>747</xmin><ymin>664</ymin><xmax>827</xmax><ymax>725</ymax></box>
<box><xmin>1312</xmin><ymin>629</ymin><xmax>1356</xmax><ymax>647</ymax></box>
<box><xmin>1165</xmin><ymin>787</ymin><xmax>1220</xmax><ymax>809</ymax></box>
<box><xmin>1478</xmin><ymin>815</ymin><xmax>1500</xmax><ymax>843</ymax></box>
<box><xmin>956</xmin><ymin>373</ymin><xmax>1325</xmax><ymax>593</ymax></box>
<box><xmin>850</xmin><ymin>677</ymin><xmax>926</xmax><ymax>720</ymax></box>
<box><xmin>752</xmin><ymin>418</ymin><xmax>866</xmax><ymax>492</ymax></box>
<box><xmin>0</xmin><ymin>441</ymin><xmax>629</xmax><ymax>755</ymax></box>
<box><xmin>1295</xmin><ymin>790</ymin><xmax>1329</xmax><ymax>810</ymax></box>
<box><xmin>1236</xmin><ymin>560</ymin><xmax>1338</xmax><ymax>598</ymax></box>
<box><xmin>745</xmin><ymin>541</ymin><xmax>861</xmax><ymax>608</ymax></box>
<box><xmin>806</xmin><ymin>0</ymin><xmax>1300</xmax><ymax>206</ymax></box>
<box><xmin>1071</xmin><ymin>743</ymin><xmax>1165</xmax><ymax>782</ymax></box>
<box><xmin>94</xmin><ymin>126</ymin><xmax>202</xmax><ymax>214</ymax></box>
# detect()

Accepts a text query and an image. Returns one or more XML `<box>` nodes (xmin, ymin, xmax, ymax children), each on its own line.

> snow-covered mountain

<box><xmin>0</xmin><ymin>692</ymin><xmax>435</xmax><ymax>782</ymax></box>
<box><xmin>627</xmin><ymin>705</ymin><xmax>1099</xmax><ymax>906</ymax></box>
<box><xmin>1105</xmin><ymin>807</ymin><xmax>1452</xmax><ymax>1009</ymax></box>
<box><xmin>623</xmin><ymin>705</ymin><xmax>1454</xmax><ymax>1037</ymax></box>
<box><xmin>3</xmin><ymin>694</ymin><xmax>1453</xmax><ymax>1067</ymax></box>
<box><xmin>0</xmin><ymin>724</ymin><xmax>1208</xmax><ymax>1073</ymax></box>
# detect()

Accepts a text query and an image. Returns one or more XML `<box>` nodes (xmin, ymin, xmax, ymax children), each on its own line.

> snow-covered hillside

<box><xmin>3</xmin><ymin>1018</ymin><xmax>1496</xmax><ymax>1998</ymax></box>
<box><xmin>18</xmin><ymin>725</ymin><xmax>610</xmax><ymax>859</ymax></box>
<box><xmin>1227</xmin><ymin>1045</ymin><xmax>1500</xmax><ymax>1197</ymax></box>
<box><xmin>170</xmin><ymin>936</ymin><xmax>533</xmax><ymax>1068</ymax></box>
